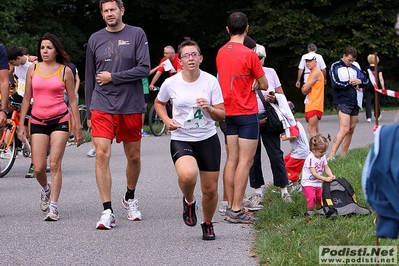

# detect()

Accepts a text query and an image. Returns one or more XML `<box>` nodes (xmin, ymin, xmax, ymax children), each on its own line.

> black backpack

<box><xmin>321</xmin><ymin>178</ymin><xmax>371</xmax><ymax>218</ymax></box>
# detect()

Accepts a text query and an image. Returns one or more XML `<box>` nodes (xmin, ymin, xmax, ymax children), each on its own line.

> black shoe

<box><xmin>182</xmin><ymin>197</ymin><xmax>197</xmax><ymax>227</ymax></box>
<box><xmin>201</xmin><ymin>222</ymin><xmax>215</xmax><ymax>240</ymax></box>
<box><xmin>304</xmin><ymin>210</ymin><xmax>314</xmax><ymax>216</ymax></box>
<box><xmin>46</xmin><ymin>167</ymin><xmax>50</xmax><ymax>173</ymax></box>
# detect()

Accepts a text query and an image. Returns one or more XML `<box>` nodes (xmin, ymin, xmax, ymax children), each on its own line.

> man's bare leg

<box><xmin>94</xmin><ymin>137</ymin><xmax>112</xmax><ymax>203</ymax></box>
<box><xmin>328</xmin><ymin>111</ymin><xmax>350</xmax><ymax>159</ymax></box>
<box><xmin>123</xmin><ymin>140</ymin><xmax>141</xmax><ymax>190</ymax></box>
<box><xmin>231</xmin><ymin>137</ymin><xmax>258</xmax><ymax>211</ymax></box>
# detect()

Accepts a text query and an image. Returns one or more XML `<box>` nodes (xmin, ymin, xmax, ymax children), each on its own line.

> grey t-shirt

<box><xmin>85</xmin><ymin>25</ymin><xmax>150</xmax><ymax>119</ymax></box>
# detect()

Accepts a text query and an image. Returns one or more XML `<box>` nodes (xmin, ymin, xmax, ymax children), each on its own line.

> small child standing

<box><xmin>281</xmin><ymin>101</ymin><xmax>310</xmax><ymax>193</ymax></box>
<box><xmin>301</xmin><ymin>134</ymin><xmax>336</xmax><ymax>215</ymax></box>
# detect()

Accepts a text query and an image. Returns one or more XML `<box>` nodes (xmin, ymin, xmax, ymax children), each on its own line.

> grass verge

<box><xmin>253</xmin><ymin>145</ymin><xmax>398</xmax><ymax>265</ymax></box>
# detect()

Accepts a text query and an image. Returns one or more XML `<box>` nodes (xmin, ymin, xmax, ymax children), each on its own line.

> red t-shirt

<box><xmin>216</xmin><ymin>42</ymin><xmax>265</xmax><ymax>115</ymax></box>
<box><xmin>158</xmin><ymin>54</ymin><xmax>182</xmax><ymax>76</ymax></box>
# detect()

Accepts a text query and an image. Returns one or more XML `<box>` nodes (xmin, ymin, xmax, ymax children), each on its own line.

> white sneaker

<box><xmin>66</xmin><ymin>136</ymin><xmax>75</xmax><ymax>146</ymax></box>
<box><xmin>366</xmin><ymin>118</ymin><xmax>371</xmax><ymax>123</ymax></box>
<box><xmin>96</xmin><ymin>209</ymin><xmax>116</xmax><ymax>229</ymax></box>
<box><xmin>242</xmin><ymin>197</ymin><xmax>251</xmax><ymax>207</ymax></box>
<box><xmin>244</xmin><ymin>194</ymin><xmax>263</xmax><ymax>211</ymax></box>
<box><xmin>86</xmin><ymin>147</ymin><xmax>96</xmax><ymax>157</ymax></box>
<box><xmin>45</xmin><ymin>205</ymin><xmax>59</xmax><ymax>221</ymax></box>
<box><xmin>40</xmin><ymin>183</ymin><xmax>51</xmax><ymax>212</ymax></box>
<box><xmin>291</xmin><ymin>184</ymin><xmax>302</xmax><ymax>193</ymax></box>
<box><xmin>122</xmin><ymin>197</ymin><xmax>142</xmax><ymax>221</ymax></box>
<box><xmin>218</xmin><ymin>202</ymin><xmax>227</xmax><ymax>215</ymax></box>
<box><xmin>282</xmin><ymin>193</ymin><xmax>294</xmax><ymax>203</ymax></box>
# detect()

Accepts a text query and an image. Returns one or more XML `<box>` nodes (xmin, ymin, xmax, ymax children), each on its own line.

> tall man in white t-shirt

<box><xmin>295</xmin><ymin>44</ymin><xmax>327</xmax><ymax>88</ymax></box>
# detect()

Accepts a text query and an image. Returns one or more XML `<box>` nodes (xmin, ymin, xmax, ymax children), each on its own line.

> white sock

<box><xmin>280</xmin><ymin>187</ymin><xmax>288</xmax><ymax>196</ymax></box>
<box><xmin>43</xmin><ymin>184</ymin><xmax>50</xmax><ymax>193</ymax></box>
<box><xmin>50</xmin><ymin>201</ymin><xmax>58</xmax><ymax>208</ymax></box>
<box><xmin>185</xmin><ymin>198</ymin><xmax>195</xmax><ymax>204</ymax></box>
<box><xmin>221</xmin><ymin>201</ymin><xmax>228</xmax><ymax>206</ymax></box>
<box><xmin>255</xmin><ymin>187</ymin><xmax>263</xmax><ymax>197</ymax></box>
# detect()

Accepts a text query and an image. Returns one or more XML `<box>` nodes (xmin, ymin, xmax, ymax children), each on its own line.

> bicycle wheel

<box><xmin>148</xmin><ymin>105</ymin><xmax>166</xmax><ymax>136</ymax></box>
<box><xmin>79</xmin><ymin>105</ymin><xmax>88</xmax><ymax>130</ymax></box>
<box><xmin>0</xmin><ymin>133</ymin><xmax>17</xmax><ymax>177</ymax></box>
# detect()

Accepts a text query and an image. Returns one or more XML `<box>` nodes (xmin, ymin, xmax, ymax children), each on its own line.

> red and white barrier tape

<box><xmin>367</xmin><ymin>69</ymin><xmax>399</xmax><ymax>99</ymax></box>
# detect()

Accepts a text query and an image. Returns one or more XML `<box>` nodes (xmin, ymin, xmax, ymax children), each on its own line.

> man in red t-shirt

<box><xmin>149</xmin><ymin>45</ymin><xmax>182</xmax><ymax>90</ymax></box>
<box><xmin>216</xmin><ymin>12</ymin><xmax>268</xmax><ymax>224</ymax></box>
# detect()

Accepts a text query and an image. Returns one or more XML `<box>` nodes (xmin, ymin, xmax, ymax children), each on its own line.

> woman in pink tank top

<box><xmin>18</xmin><ymin>33</ymin><xmax>84</xmax><ymax>222</ymax></box>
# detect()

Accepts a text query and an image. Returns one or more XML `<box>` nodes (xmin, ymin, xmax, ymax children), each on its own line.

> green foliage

<box><xmin>253</xmin><ymin>146</ymin><xmax>398</xmax><ymax>265</ymax></box>
<box><xmin>249</xmin><ymin>0</ymin><xmax>399</xmax><ymax>68</ymax></box>
<box><xmin>1</xmin><ymin>0</ymin><xmax>399</xmax><ymax>103</ymax></box>
<box><xmin>1</xmin><ymin>0</ymin><xmax>98</xmax><ymax>67</ymax></box>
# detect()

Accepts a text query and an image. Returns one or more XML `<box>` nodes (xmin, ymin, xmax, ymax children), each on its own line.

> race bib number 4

<box><xmin>183</xmin><ymin>106</ymin><xmax>206</xmax><ymax>129</ymax></box>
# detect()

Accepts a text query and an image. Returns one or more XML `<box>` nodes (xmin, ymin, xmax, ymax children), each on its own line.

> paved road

<box><xmin>0</xmin><ymin>110</ymin><xmax>397</xmax><ymax>265</ymax></box>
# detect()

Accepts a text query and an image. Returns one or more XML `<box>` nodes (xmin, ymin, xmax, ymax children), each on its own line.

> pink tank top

<box><xmin>31</xmin><ymin>63</ymin><xmax>70</xmax><ymax>125</ymax></box>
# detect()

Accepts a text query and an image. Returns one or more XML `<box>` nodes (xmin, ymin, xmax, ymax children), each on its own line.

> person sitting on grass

<box><xmin>301</xmin><ymin>134</ymin><xmax>335</xmax><ymax>215</ymax></box>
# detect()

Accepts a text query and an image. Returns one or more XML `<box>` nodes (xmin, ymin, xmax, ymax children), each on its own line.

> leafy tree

<box><xmin>1</xmin><ymin>0</ymin><xmax>98</xmax><ymax>67</ymax></box>
<box><xmin>249</xmin><ymin>0</ymin><xmax>399</xmax><ymax>70</ymax></box>
<box><xmin>1</xmin><ymin>0</ymin><xmax>398</xmax><ymax>109</ymax></box>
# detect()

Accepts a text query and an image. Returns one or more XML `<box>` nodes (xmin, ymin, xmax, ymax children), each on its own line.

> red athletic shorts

<box><xmin>305</xmin><ymin>110</ymin><xmax>323</xmax><ymax>122</ymax></box>
<box><xmin>284</xmin><ymin>152</ymin><xmax>305</xmax><ymax>182</ymax></box>
<box><xmin>91</xmin><ymin>110</ymin><xmax>142</xmax><ymax>143</ymax></box>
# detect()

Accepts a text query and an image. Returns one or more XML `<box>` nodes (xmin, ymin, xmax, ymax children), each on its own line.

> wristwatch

<box><xmin>0</xmin><ymin>108</ymin><xmax>8</xmax><ymax>115</ymax></box>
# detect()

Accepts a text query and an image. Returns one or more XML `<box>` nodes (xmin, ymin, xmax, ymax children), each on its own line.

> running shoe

<box><xmin>224</xmin><ymin>208</ymin><xmax>259</xmax><ymax>224</ymax></box>
<box><xmin>25</xmin><ymin>164</ymin><xmax>35</xmax><ymax>178</ymax></box>
<box><xmin>201</xmin><ymin>222</ymin><xmax>215</xmax><ymax>240</ymax></box>
<box><xmin>66</xmin><ymin>135</ymin><xmax>75</xmax><ymax>146</ymax></box>
<box><xmin>304</xmin><ymin>210</ymin><xmax>314</xmax><ymax>216</ymax></box>
<box><xmin>40</xmin><ymin>183</ymin><xmax>51</xmax><ymax>212</ymax></box>
<box><xmin>96</xmin><ymin>209</ymin><xmax>116</xmax><ymax>229</ymax></box>
<box><xmin>243</xmin><ymin>194</ymin><xmax>263</xmax><ymax>211</ymax></box>
<box><xmin>22</xmin><ymin>141</ymin><xmax>31</xmax><ymax>158</ymax></box>
<box><xmin>282</xmin><ymin>193</ymin><xmax>294</xmax><ymax>203</ymax></box>
<box><xmin>291</xmin><ymin>184</ymin><xmax>302</xmax><ymax>193</ymax></box>
<box><xmin>45</xmin><ymin>205</ymin><xmax>59</xmax><ymax>221</ymax></box>
<box><xmin>141</xmin><ymin>129</ymin><xmax>151</xmax><ymax>137</ymax></box>
<box><xmin>182</xmin><ymin>197</ymin><xmax>197</xmax><ymax>227</ymax></box>
<box><xmin>121</xmin><ymin>197</ymin><xmax>142</xmax><ymax>221</ymax></box>
<box><xmin>86</xmin><ymin>147</ymin><xmax>96</xmax><ymax>157</ymax></box>
<box><xmin>218</xmin><ymin>202</ymin><xmax>227</xmax><ymax>215</ymax></box>
<box><xmin>242</xmin><ymin>197</ymin><xmax>251</xmax><ymax>207</ymax></box>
